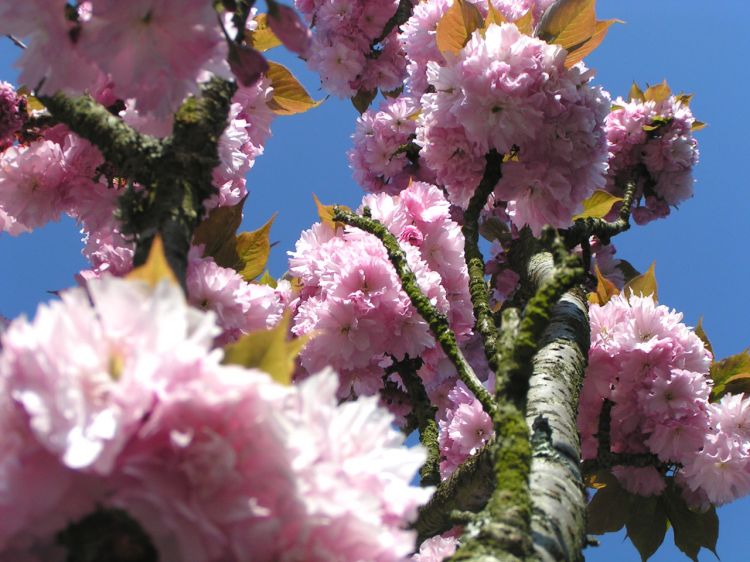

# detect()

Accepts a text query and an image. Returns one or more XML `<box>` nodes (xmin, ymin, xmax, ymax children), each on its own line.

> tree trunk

<box><xmin>525</xmin><ymin>253</ymin><xmax>590</xmax><ymax>562</ymax></box>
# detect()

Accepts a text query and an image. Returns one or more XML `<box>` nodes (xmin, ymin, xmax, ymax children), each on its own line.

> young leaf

<box><xmin>644</xmin><ymin>80</ymin><xmax>672</xmax><ymax>103</ymax></box>
<box><xmin>435</xmin><ymin>0</ymin><xmax>483</xmax><ymax>55</ymax></box>
<box><xmin>193</xmin><ymin>200</ymin><xmax>245</xmax><ymax>269</ymax></box>
<box><xmin>484</xmin><ymin>3</ymin><xmax>507</xmax><ymax>29</ymax></box>
<box><xmin>247</xmin><ymin>13</ymin><xmax>283</xmax><ymax>52</ymax></box>
<box><xmin>257</xmin><ymin>270</ymin><xmax>277</xmax><ymax>288</ymax></box>
<box><xmin>662</xmin><ymin>482</ymin><xmax>719</xmax><ymax>561</ymax></box>
<box><xmin>588</xmin><ymin>265</ymin><xmax>620</xmax><ymax>306</ymax></box>
<box><xmin>235</xmin><ymin>214</ymin><xmax>276</xmax><ymax>282</ymax></box>
<box><xmin>691</xmin><ymin>120</ymin><xmax>707</xmax><ymax>131</ymax></box>
<box><xmin>266</xmin><ymin>62</ymin><xmax>322</xmax><ymax>115</ymax></box>
<box><xmin>572</xmin><ymin>190</ymin><xmax>623</xmax><ymax>220</ymax></box>
<box><xmin>710</xmin><ymin>349</ymin><xmax>750</xmax><ymax>400</ymax></box>
<box><xmin>676</xmin><ymin>93</ymin><xmax>693</xmax><ymax>107</ymax></box>
<box><xmin>126</xmin><ymin>235</ymin><xmax>178</xmax><ymax>287</ymax></box>
<box><xmin>537</xmin><ymin>0</ymin><xmax>596</xmax><ymax>45</ymax></box>
<box><xmin>625</xmin><ymin>496</ymin><xmax>668</xmax><ymax>562</ymax></box>
<box><xmin>563</xmin><ymin>19</ymin><xmax>619</xmax><ymax>68</ymax></box>
<box><xmin>222</xmin><ymin>313</ymin><xmax>310</xmax><ymax>385</ymax></box>
<box><xmin>629</xmin><ymin>81</ymin><xmax>646</xmax><ymax>102</ymax></box>
<box><xmin>513</xmin><ymin>10</ymin><xmax>534</xmax><ymax>35</ymax></box>
<box><xmin>623</xmin><ymin>261</ymin><xmax>657</xmax><ymax>300</ymax></box>
<box><xmin>313</xmin><ymin>193</ymin><xmax>349</xmax><ymax>230</ymax></box>
<box><xmin>694</xmin><ymin>317</ymin><xmax>714</xmax><ymax>358</ymax></box>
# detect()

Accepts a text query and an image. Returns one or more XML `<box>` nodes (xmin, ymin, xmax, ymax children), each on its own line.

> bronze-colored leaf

<box><xmin>623</xmin><ymin>261</ymin><xmax>657</xmax><ymax>300</ymax></box>
<box><xmin>126</xmin><ymin>235</ymin><xmax>178</xmax><ymax>287</ymax></box>
<box><xmin>563</xmin><ymin>19</ymin><xmax>619</xmax><ymax>68</ymax></box>
<box><xmin>246</xmin><ymin>13</ymin><xmax>283</xmax><ymax>52</ymax></box>
<box><xmin>588</xmin><ymin>264</ymin><xmax>620</xmax><ymax>306</ymax></box>
<box><xmin>266</xmin><ymin>62</ymin><xmax>322</xmax><ymax>115</ymax></box>
<box><xmin>435</xmin><ymin>0</ymin><xmax>483</xmax><ymax>55</ymax></box>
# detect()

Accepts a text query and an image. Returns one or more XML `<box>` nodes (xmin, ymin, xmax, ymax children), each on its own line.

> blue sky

<box><xmin>0</xmin><ymin>1</ymin><xmax>748</xmax><ymax>560</ymax></box>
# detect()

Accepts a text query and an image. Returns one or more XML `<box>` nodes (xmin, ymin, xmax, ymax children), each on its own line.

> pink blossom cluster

<box><xmin>605</xmin><ymin>94</ymin><xmax>700</xmax><ymax>224</ymax></box>
<box><xmin>0</xmin><ymin>0</ymin><xmax>236</xmax><ymax>118</ymax></box>
<box><xmin>415</xmin><ymin>23</ymin><xmax>610</xmax><ymax>234</ymax></box>
<box><xmin>186</xmin><ymin>248</ymin><xmax>288</xmax><ymax>345</ymax></box>
<box><xmin>400</xmin><ymin>0</ymin><xmax>555</xmax><ymax>94</ymax></box>
<box><xmin>0</xmin><ymin>276</ymin><xmax>431</xmax><ymax>560</ymax></box>
<box><xmin>289</xmin><ymin>181</ymin><xmax>474</xmax><ymax>397</ymax></box>
<box><xmin>411</xmin><ymin>530</ymin><xmax>460</xmax><ymax>561</ymax></box>
<box><xmin>438</xmin><ymin>381</ymin><xmax>494</xmax><ymax>477</ymax></box>
<box><xmin>348</xmin><ymin>96</ymin><xmax>425</xmax><ymax>194</ymax></box>
<box><xmin>0</xmin><ymin>87</ymin><xmax>275</xmax><ymax>277</ymax></box>
<box><xmin>208</xmin><ymin>79</ymin><xmax>276</xmax><ymax>209</ymax></box>
<box><xmin>295</xmin><ymin>0</ymin><xmax>409</xmax><ymax>97</ymax></box>
<box><xmin>579</xmin><ymin>294</ymin><xmax>750</xmax><ymax>506</ymax></box>
<box><xmin>0</xmin><ymin>82</ymin><xmax>26</xmax><ymax>150</ymax></box>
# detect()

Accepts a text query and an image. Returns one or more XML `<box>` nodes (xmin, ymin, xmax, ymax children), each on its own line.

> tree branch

<box><xmin>564</xmin><ymin>179</ymin><xmax>638</xmax><ymax>248</ymax></box>
<box><xmin>463</xmin><ymin>150</ymin><xmax>504</xmax><ymax>379</ymax></box>
<box><xmin>332</xmin><ymin>207</ymin><xmax>497</xmax><ymax>417</ymax></box>
<box><xmin>391</xmin><ymin>357</ymin><xmax>441</xmax><ymax>486</ymax></box>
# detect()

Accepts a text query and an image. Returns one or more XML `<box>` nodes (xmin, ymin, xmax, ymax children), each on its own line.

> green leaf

<box><xmin>586</xmin><ymin>473</ymin><xmax>631</xmax><ymax>534</ymax></box>
<box><xmin>663</xmin><ymin>481</ymin><xmax>719</xmax><ymax>561</ymax></box>
<box><xmin>623</xmin><ymin>261</ymin><xmax>657</xmax><ymax>300</ymax></box>
<box><xmin>435</xmin><ymin>0</ymin><xmax>483</xmax><ymax>55</ymax></box>
<box><xmin>710</xmin><ymin>349</ymin><xmax>750</xmax><ymax>400</ymax></box>
<box><xmin>266</xmin><ymin>62</ymin><xmax>323</xmax><ymax>115</ymax></box>
<box><xmin>351</xmin><ymin>88</ymin><xmax>378</xmax><ymax>114</ymax></box>
<box><xmin>626</xmin><ymin>496</ymin><xmax>668</xmax><ymax>561</ymax></box>
<box><xmin>126</xmin><ymin>235</ymin><xmax>179</xmax><ymax>287</ymax></box>
<box><xmin>222</xmin><ymin>313</ymin><xmax>310</xmax><ymax>385</ymax></box>
<box><xmin>193</xmin><ymin>200</ymin><xmax>245</xmax><ymax>269</ymax></box>
<box><xmin>246</xmin><ymin>13</ymin><xmax>283</xmax><ymax>52</ymax></box>
<box><xmin>235</xmin><ymin>214</ymin><xmax>276</xmax><ymax>282</ymax></box>
<box><xmin>573</xmin><ymin>190</ymin><xmax>622</xmax><ymax>220</ymax></box>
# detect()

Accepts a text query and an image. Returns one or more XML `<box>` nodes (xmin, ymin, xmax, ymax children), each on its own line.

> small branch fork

<box><xmin>580</xmin><ymin>399</ymin><xmax>663</xmax><ymax>475</ymax></box>
<box><xmin>564</xmin><ymin>179</ymin><xmax>638</xmax><ymax>248</ymax></box>
<box><xmin>40</xmin><ymin>78</ymin><xmax>237</xmax><ymax>289</ymax></box>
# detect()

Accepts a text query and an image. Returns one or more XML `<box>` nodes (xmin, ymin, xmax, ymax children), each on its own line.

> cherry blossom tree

<box><xmin>0</xmin><ymin>1</ymin><xmax>743</xmax><ymax>561</ymax></box>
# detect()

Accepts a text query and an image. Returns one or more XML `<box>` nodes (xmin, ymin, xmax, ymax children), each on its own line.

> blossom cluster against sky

<box><xmin>0</xmin><ymin>1</ymin><xmax>748</xmax><ymax>560</ymax></box>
